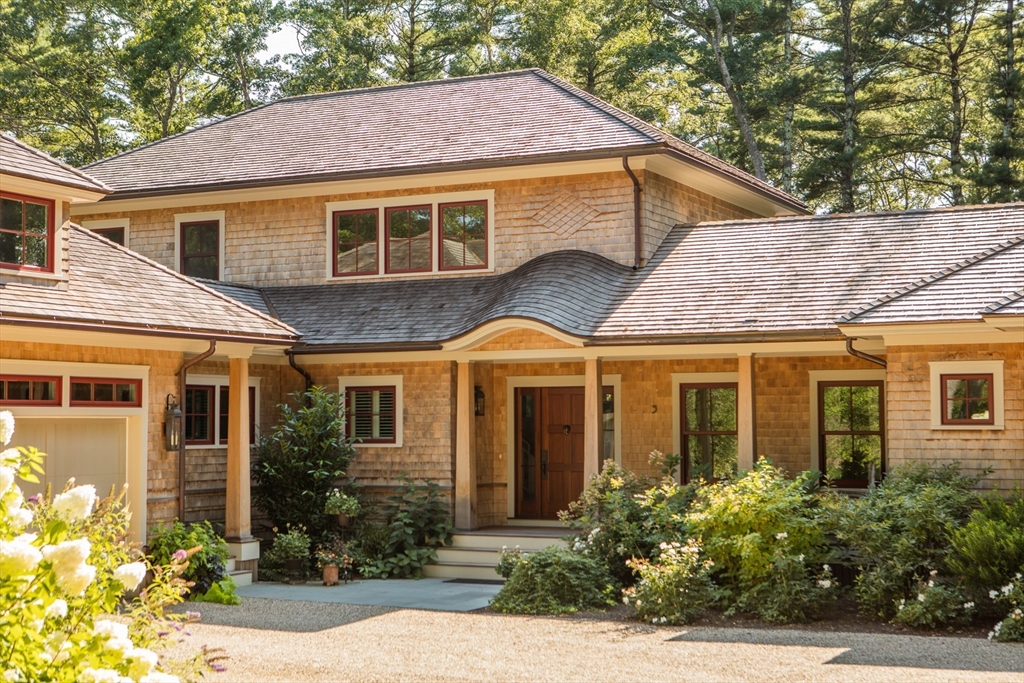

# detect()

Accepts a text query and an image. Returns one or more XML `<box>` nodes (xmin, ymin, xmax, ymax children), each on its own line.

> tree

<box><xmin>204</xmin><ymin>0</ymin><xmax>285</xmax><ymax>112</ymax></box>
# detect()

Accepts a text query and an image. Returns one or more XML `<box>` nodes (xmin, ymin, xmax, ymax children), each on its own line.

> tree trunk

<box><xmin>949</xmin><ymin>34</ymin><xmax>964</xmax><ymax>204</ymax></box>
<box><xmin>782</xmin><ymin>0</ymin><xmax>795</xmax><ymax>194</ymax></box>
<box><xmin>1004</xmin><ymin>0</ymin><xmax>1016</xmax><ymax>143</ymax></box>
<box><xmin>838</xmin><ymin>0</ymin><xmax>857</xmax><ymax>213</ymax></box>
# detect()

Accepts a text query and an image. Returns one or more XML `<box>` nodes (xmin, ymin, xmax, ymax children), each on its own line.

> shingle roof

<box><xmin>81</xmin><ymin>69</ymin><xmax>804</xmax><ymax>212</ymax></box>
<box><xmin>1</xmin><ymin>134</ymin><xmax>110</xmax><ymax>194</ymax></box>
<box><xmin>0</xmin><ymin>226</ymin><xmax>297</xmax><ymax>342</ymax></box>
<box><xmin>243</xmin><ymin>203</ymin><xmax>1023</xmax><ymax>348</ymax></box>
<box><xmin>199</xmin><ymin>279</ymin><xmax>273</xmax><ymax>317</ymax></box>
<box><xmin>985</xmin><ymin>290</ymin><xmax>1024</xmax><ymax>316</ymax></box>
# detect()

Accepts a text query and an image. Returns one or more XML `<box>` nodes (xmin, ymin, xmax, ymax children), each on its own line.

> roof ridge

<box><xmin>984</xmin><ymin>288</ymin><xmax>1024</xmax><ymax>314</ymax></box>
<box><xmin>3</xmin><ymin>134</ymin><xmax>111</xmax><ymax>191</ymax></box>
<box><xmin>71</xmin><ymin>225</ymin><xmax>298</xmax><ymax>337</ymax></box>
<box><xmin>839</xmin><ymin>234</ymin><xmax>1024</xmax><ymax>323</ymax></box>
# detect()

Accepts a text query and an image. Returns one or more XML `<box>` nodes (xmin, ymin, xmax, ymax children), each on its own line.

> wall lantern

<box><xmin>474</xmin><ymin>386</ymin><xmax>485</xmax><ymax>417</ymax></box>
<box><xmin>164</xmin><ymin>394</ymin><xmax>182</xmax><ymax>451</ymax></box>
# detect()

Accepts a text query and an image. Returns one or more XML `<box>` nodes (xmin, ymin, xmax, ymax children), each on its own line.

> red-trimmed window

<box><xmin>819</xmin><ymin>380</ymin><xmax>885</xmax><ymax>488</ymax></box>
<box><xmin>219</xmin><ymin>386</ymin><xmax>257</xmax><ymax>445</ymax></box>
<box><xmin>334</xmin><ymin>209</ymin><xmax>378</xmax><ymax>276</ymax></box>
<box><xmin>345</xmin><ymin>386</ymin><xmax>396</xmax><ymax>444</ymax></box>
<box><xmin>439</xmin><ymin>201</ymin><xmax>487</xmax><ymax>271</ymax></box>
<box><xmin>385</xmin><ymin>206</ymin><xmax>431</xmax><ymax>273</ymax></box>
<box><xmin>184</xmin><ymin>385</ymin><xmax>214</xmax><ymax>445</ymax></box>
<box><xmin>92</xmin><ymin>227</ymin><xmax>125</xmax><ymax>246</ymax></box>
<box><xmin>0</xmin><ymin>375</ymin><xmax>61</xmax><ymax>406</ymax></box>
<box><xmin>680</xmin><ymin>383</ymin><xmax>738</xmax><ymax>483</ymax></box>
<box><xmin>941</xmin><ymin>374</ymin><xmax>994</xmax><ymax>425</ymax></box>
<box><xmin>69</xmin><ymin>378</ymin><xmax>141</xmax><ymax>406</ymax></box>
<box><xmin>180</xmin><ymin>220</ymin><xmax>219</xmax><ymax>280</ymax></box>
<box><xmin>0</xmin><ymin>192</ymin><xmax>54</xmax><ymax>272</ymax></box>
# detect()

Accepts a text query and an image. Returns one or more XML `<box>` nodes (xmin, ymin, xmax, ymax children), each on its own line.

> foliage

<box><xmin>0</xmin><ymin>410</ymin><xmax>196</xmax><ymax>681</ymax></box>
<box><xmin>821</xmin><ymin>462</ymin><xmax>984</xmax><ymax>619</ymax></box>
<box><xmin>891</xmin><ymin>570</ymin><xmax>975</xmax><ymax>628</ymax></box>
<box><xmin>354</xmin><ymin>475</ymin><xmax>454</xmax><ymax>579</ymax></box>
<box><xmin>252</xmin><ymin>387</ymin><xmax>356</xmax><ymax>543</ymax></box>
<box><xmin>271</xmin><ymin>525</ymin><xmax>312</xmax><ymax>560</ymax></box>
<box><xmin>685</xmin><ymin>459</ymin><xmax>835</xmax><ymax>622</ymax></box>
<box><xmin>314</xmin><ymin>535</ymin><xmax>353</xmax><ymax>570</ymax></box>
<box><xmin>495</xmin><ymin>545</ymin><xmax>525</xmax><ymax>579</ymax></box>
<box><xmin>147</xmin><ymin>520</ymin><xmax>229</xmax><ymax>596</ymax></box>
<box><xmin>947</xmin><ymin>490</ymin><xmax>1024</xmax><ymax>592</ymax></box>
<box><xmin>191</xmin><ymin>576</ymin><xmax>241</xmax><ymax>606</ymax></box>
<box><xmin>989</xmin><ymin>572</ymin><xmax>1024</xmax><ymax>642</ymax></box>
<box><xmin>324</xmin><ymin>488</ymin><xmax>362</xmax><ymax>516</ymax></box>
<box><xmin>622</xmin><ymin>540</ymin><xmax>718</xmax><ymax>625</ymax></box>
<box><xmin>490</xmin><ymin>545</ymin><xmax>616</xmax><ymax>615</ymax></box>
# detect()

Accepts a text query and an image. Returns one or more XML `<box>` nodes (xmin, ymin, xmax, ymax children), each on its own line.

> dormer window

<box><xmin>0</xmin><ymin>192</ymin><xmax>54</xmax><ymax>272</ymax></box>
<box><xmin>440</xmin><ymin>201</ymin><xmax>487</xmax><ymax>271</ymax></box>
<box><xmin>385</xmin><ymin>206</ymin><xmax>432</xmax><ymax>273</ymax></box>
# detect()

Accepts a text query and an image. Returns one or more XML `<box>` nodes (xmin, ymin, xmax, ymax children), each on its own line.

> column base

<box><xmin>226</xmin><ymin>538</ymin><xmax>260</xmax><ymax>562</ymax></box>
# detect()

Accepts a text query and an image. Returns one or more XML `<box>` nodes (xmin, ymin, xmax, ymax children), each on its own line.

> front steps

<box><xmin>423</xmin><ymin>526</ymin><xmax>574</xmax><ymax>582</ymax></box>
<box><xmin>225</xmin><ymin>556</ymin><xmax>254</xmax><ymax>587</ymax></box>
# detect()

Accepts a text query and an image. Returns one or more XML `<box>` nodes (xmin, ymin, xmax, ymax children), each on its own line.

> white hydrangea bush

<box><xmin>0</xmin><ymin>411</ymin><xmax>196</xmax><ymax>682</ymax></box>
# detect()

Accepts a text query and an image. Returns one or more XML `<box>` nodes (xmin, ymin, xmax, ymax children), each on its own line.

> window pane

<box><xmin>685</xmin><ymin>389</ymin><xmax>701</xmax><ymax>431</ymax></box>
<box><xmin>7</xmin><ymin>381</ymin><xmax>29</xmax><ymax>400</ymax></box>
<box><xmin>709</xmin><ymin>388</ymin><xmax>736</xmax><ymax>431</ymax></box>
<box><xmin>387</xmin><ymin>208</ymin><xmax>431</xmax><ymax>271</ymax></box>
<box><xmin>824</xmin><ymin>434</ymin><xmax>854</xmax><ymax>481</ymax></box>
<box><xmin>93</xmin><ymin>383</ymin><xmax>114</xmax><ymax>402</ymax></box>
<box><xmin>0</xmin><ymin>232</ymin><xmax>20</xmax><ymax>265</ymax></box>
<box><xmin>116</xmin><ymin>383</ymin><xmax>136</xmax><ymax>403</ymax></box>
<box><xmin>24</xmin><ymin>236</ymin><xmax>47</xmax><ymax>268</ymax></box>
<box><xmin>25</xmin><ymin>203</ymin><xmax>47</xmax><ymax>234</ymax></box>
<box><xmin>184</xmin><ymin>255</ymin><xmax>219</xmax><ymax>280</ymax></box>
<box><xmin>851</xmin><ymin>385</ymin><xmax>880</xmax><ymax>431</ymax></box>
<box><xmin>521</xmin><ymin>392</ymin><xmax>536</xmax><ymax>502</ymax></box>
<box><xmin>946</xmin><ymin>399</ymin><xmax>967</xmax><ymax>421</ymax></box>
<box><xmin>220</xmin><ymin>387</ymin><xmax>229</xmax><ymax>442</ymax></box>
<box><xmin>336</xmin><ymin>211</ymin><xmax>377</xmax><ymax>274</ymax></box>
<box><xmin>823</xmin><ymin>385</ymin><xmax>851</xmax><ymax>431</ymax></box>
<box><xmin>95</xmin><ymin>228</ymin><xmax>125</xmax><ymax>245</ymax></box>
<box><xmin>183</xmin><ymin>222</ymin><xmax>218</xmax><ymax>255</ymax></box>
<box><xmin>687</xmin><ymin>434</ymin><xmax>712</xmax><ymax>480</ymax></box>
<box><xmin>967</xmin><ymin>378</ymin><xmax>989</xmax><ymax>399</ymax></box>
<box><xmin>0</xmin><ymin>198</ymin><xmax>21</xmax><ymax>231</ymax></box>
<box><xmin>967</xmin><ymin>400</ymin><xmax>989</xmax><ymax>421</ymax></box>
<box><xmin>441</xmin><ymin>203</ymin><xmax>487</xmax><ymax>269</ymax></box>
<box><xmin>192</xmin><ymin>416</ymin><xmax>210</xmax><ymax>441</ymax></box>
<box><xmin>711</xmin><ymin>434</ymin><xmax>738</xmax><ymax>479</ymax></box>
<box><xmin>0</xmin><ymin>383</ymin><xmax>5</xmax><ymax>401</ymax></box>
<box><xmin>71</xmin><ymin>382</ymin><xmax>92</xmax><ymax>402</ymax></box>
<box><xmin>33</xmin><ymin>381</ymin><xmax>55</xmax><ymax>401</ymax></box>
<box><xmin>946</xmin><ymin>378</ymin><xmax>966</xmax><ymax>400</ymax></box>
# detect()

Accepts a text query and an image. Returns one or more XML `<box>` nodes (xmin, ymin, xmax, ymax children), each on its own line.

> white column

<box><xmin>454</xmin><ymin>361</ymin><xmax>477</xmax><ymax>529</ymax></box>
<box><xmin>584</xmin><ymin>357</ymin><xmax>603</xmax><ymax>482</ymax></box>
<box><xmin>225</xmin><ymin>354</ymin><xmax>252</xmax><ymax>542</ymax></box>
<box><xmin>737</xmin><ymin>354</ymin><xmax>756</xmax><ymax>472</ymax></box>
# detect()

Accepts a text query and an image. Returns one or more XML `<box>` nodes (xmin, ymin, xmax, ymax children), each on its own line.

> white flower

<box><xmin>0</xmin><ymin>535</ymin><xmax>42</xmax><ymax>577</ymax></box>
<box><xmin>0</xmin><ymin>411</ymin><xmax>14</xmax><ymax>447</ymax></box>
<box><xmin>52</xmin><ymin>484</ymin><xmax>96</xmax><ymax>522</ymax></box>
<box><xmin>823</xmin><ymin>564</ymin><xmax>830</xmax><ymax>572</ymax></box>
<box><xmin>45</xmin><ymin>599</ymin><xmax>68</xmax><ymax>619</ymax></box>
<box><xmin>817</xmin><ymin>579</ymin><xmax>832</xmax><ymax>589</ymax></box>
<box><xmin>930</xmin><ymin>569</ymin><xmax>938</xmax><ymax>577</ymax></box>
<box><xmin>963</xmin><ymin>602</ymin><xmax>974</xmax><ymax>610</ymax></box>
<box><xmin>1002</xmin><ymin>584</ymin><xmax>1014</xmax><ymax>595</ymax></box>
<box><xmin>917</xmin><ymin>593</ymin><xmax>926</xmax><ymax>602</ymax></box>
<box><xmin>78</xmin><ymin>668</ymin><xmax>129</xmax><ymax>683</ymax></box>
<box><xmin>991</xmin><ymin>590</ymin><xmax>1000</xmax><ymax>599</ymax></box>
<box><xmin>622</xmin><ymin>596</ymin><xmax>629</xmax><ymax>605</ymax></box>
<box><xmin>797</xmin><ymin>554</ymin><xmax>804</xmax><ymax>562</ymax></box>
<box><xmin>0</xmin><ymin>466</ymin><xmax>13</xmax><ymax>495</ymax></box>
<box><xmin>140</xmin><ymin>674</ymin><xmax>179</xmax><ymax>683</ymax></box>
<box><xmin>775</xmin><ymin>532</ymin><xmax>788</xmax><ymax>540</ymax></box>
<box><xmin>113</xmin><ymin>562</ymin><xmax>147</xmax><ymax>591</ymax></box>
<box><xmin>94</xmin><ymin>620</ymin><xmax>130</xmax><ymax>641</ymax></box>
<box><xmin>0</xmin><ymin>448</ymin><xmax>17</xmax><ymax>466</ymax></box>
<box><xmin>7</xmin><ymin>505</ymin><xmax>32</xmax><ymax>530</ymax></box>
<box><xmin>3</xmin><ymin>669</ymin><xmax>22</xmax><ymax>682</ymax></box>
<box><xmin>927</xmin><ymin>580</ymin><xmax>934</xmax><ymax>587</ymax></box>
<box><xmin>57</xmin><ymin>563</ymin><xmax>96</xmax><ymax>596</ymax></box>
<box><xmin>127</xmin><ymin>648</ymin><xmax>159</xmax><ymax>678</ymax></box>
<box><xmin>659</xmin><ymin>617</ymin><xmax>667</xmax><ymax>623</ymax></box>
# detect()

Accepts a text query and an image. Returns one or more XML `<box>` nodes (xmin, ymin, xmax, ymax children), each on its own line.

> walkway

<box><xmin>236</xmin><ymin>578</ymin><xmax>502</xmax><ymax>612</ymax></box>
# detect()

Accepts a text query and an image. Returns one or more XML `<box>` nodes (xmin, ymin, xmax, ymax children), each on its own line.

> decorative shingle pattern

<box><xmin>532</xmin><ymin>192</ymin><xmax>602</xmax><ymax>237</ymax></box>
<box><xmin>1</xmin><ymin>135</ymin><xmax>110</xmax><ymax>194</ymax></box>
<box><xmin>985</xmin><ymin>289</ymin><xmax>1024</xmax><ymax>316</ymax></box>
<box><xmin>0</xmin><ymin>226</ymin><xmax>297</xmax><ymax>340</ymax></box>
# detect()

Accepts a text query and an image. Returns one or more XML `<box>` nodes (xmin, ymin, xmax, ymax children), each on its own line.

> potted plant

<box><xmin>325</xmin><ymin>488</ymin><xmax>361</xmax><ymax>527</ymax></box>
<box><xmin>272</xmin><ymin>525</ymin><xmax>311</xmax><ymax>584</ymax></box>
<box><xmin>316</xmin><ymin>536</ymin><xmax>354</xmax><ymax>586</ymax></box>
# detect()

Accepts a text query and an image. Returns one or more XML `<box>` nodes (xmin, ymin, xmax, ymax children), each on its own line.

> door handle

<box><xmin>541</xmin><ymin>450</ymin><xmax>548</xmax><ymax>479</ymax></box>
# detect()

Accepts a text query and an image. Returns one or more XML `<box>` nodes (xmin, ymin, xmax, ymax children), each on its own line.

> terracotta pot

<box><xmin>322</xmin><ymin>564</ymin><xmax>339</xmax><ymax>586</ymax></box>
<box><xmin>337</xmin><ymin>513</ymin><xmax>350</xmax><ymax>527</ymax></box>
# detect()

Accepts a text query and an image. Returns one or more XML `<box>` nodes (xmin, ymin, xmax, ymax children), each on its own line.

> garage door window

<box><xmin>0</xmin><ymin>375</ymin><xmax>61</xmax><ymax>406</ymax></box>
<box><xmin>70</xmin><ymin>378</ymin><xmax>142</xmax><ymax>407</ymax></box>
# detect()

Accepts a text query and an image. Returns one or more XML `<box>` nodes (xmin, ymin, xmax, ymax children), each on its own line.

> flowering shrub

<box><xmin>271</xmin><ymin>525</ymin><xmax>312</xmax><ymax>560</ymax></box>
<box><xmin>495</xmin><ymin>545</ymin><xmax>525</xmax><ymax>579</ymax></box>
<box><xmin>491</xmin><ymin>545</ymin><xmax>615</xmax><ymax>615</ymax></box>
<box><xmin>148</xmin><ymin>520</ymin><xmax>229</xmax><ymax>596</ymax></box>
<box><xmin>314</xmin><ymin>535</ymin><xmax>353</xmax><ymax>570</ymax></box>
<box><xmin>890</xmin><ymin>570</ymin><xmax>975</xmax><ymax>628</ymax></box>
<box><xmin>623</xmin><ymin>540</ymin><xmax>717</xmax><ymax>625</ymax></box>
<box><xmin>324</xmin><ymin>488</ymin><xmax>361</xmax><ymax>517</ymax></box>
<box><xmin>989</xmin><ymin>573</ymin><xmax>1024</xmax><ymax>642</ymax></box>
<box><xmin>0</xmin><ymin>411</ymin><xmax>194</xmax><ymax>682</ymax></box>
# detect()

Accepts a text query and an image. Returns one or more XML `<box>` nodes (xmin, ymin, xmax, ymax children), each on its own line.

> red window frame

<box><xmin>179</xmin><ymin>220</ymin><xmax>220</xmax><ymax>280</ymax></box>
<box><xmin>332</xmin><ymin>209</ymin><xmax>379</xmax><ymax>277</ymax></box>
<box><xmin>940</xmin><ymin>373</ymin><xmax>995</xmax><ymax>425</ymax></box>
<box><xmin>0</xmin><ymin>191</ymin><xmax>55</xmax><ymax>273</ymax></box>
<box><xmin>69</xmin><ymin>377</ymin><xmax>142</xmax><ymax>407</ymax></box>
<box><xmin>438</xmin><ymin>201</ymin><xmax>488</xmax><ymax>271</ymax></box>
<box><xmin>0</xmin><ymin>375</ymin><xmax>62</xmax><ymax>406</ymax></box>
<box><xmin>345</xmin><ymin>385</ymin><xmax>397</xmax><ymax>444</ymax></box>
<box><xmin>92</xmin><ymin>227</ymin><xmax>125</xmax><ymax>246</ymax></box>
<box><xmin>184</xmin><ymin>385</ymin><xmax>215</xmax><ymax>446</ymax></box>
<box><xmin>384</xmin><ymin>205</ymin><xmax>432</xmax><ymax>274</ymax></box>
<box><xmin>219</xmin><ymin>386</ymin><xmax>257</xmax><ymax>445</ymax></box>
<box><xmin>680</xmin><ymin>382</ymin><xmax>738</xmax><ymax>483</ymax></box>
<box><xmin>818</xmin><ymin>380</ymin><xmax>886</xmax><ymax>488</ymax></box>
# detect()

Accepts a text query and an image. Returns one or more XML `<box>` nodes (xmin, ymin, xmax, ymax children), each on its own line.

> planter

<box><xmin>337</xmin><ymin>513</ymin><xmax>350</xmax><ymax>527</ymax></box>
<box><xmin>284</xmin><ymin>558</ymin><xmax>305</xmax><ymax>584</ymax></box>
<box><xmin>322</xmin><ymin>564</ymin><xmax>339</xmax><ymax>586</ymax></box>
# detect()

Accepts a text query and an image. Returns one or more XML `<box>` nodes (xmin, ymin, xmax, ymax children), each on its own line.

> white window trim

<box><xmin>671</xmin><ymin>372</ymin><xmax>739</xmax><ymax>479</ymax></box>
<box><xmin>184</xmin><ymin>374</ymin><xmax>260</xmax><ymax>450</ymax></box>
<box><xmin>808</xmin><ymin>369</ymin><xmax>887</xmax><ymax>473</ymax></box>
<box><xmin>81</xmin><ymin>218</ymin><xmax>130</xmax><ymax>248</ymax></box>
<box><xmin>928</xmin><ymin>360</ymin><xmax>1004</xmax><ymax>430</ymax></box>
<box><xmin>174</xmin><ymin>210</ymin><xmax>225</xmax><ymax>280</ymax></box>
<box><xmin>339</xmin><ymin>375</ymin><xmax>404</xmax><ymax>448</ymax></box>
<box><xmin>504</xmin><ymin>374</ymin><xmax>622</xmax><ymax>519</ymax></box>
<box><xmin>325</xmin><ymin>190</ymin><xmax>495</xmax><ymax>282</ymax></box>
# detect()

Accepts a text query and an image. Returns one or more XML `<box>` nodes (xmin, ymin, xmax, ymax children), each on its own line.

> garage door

<box><xmin>15</xmin><ymin>418</ymin><xmax>127</xmax><ymax>502</ymax></box>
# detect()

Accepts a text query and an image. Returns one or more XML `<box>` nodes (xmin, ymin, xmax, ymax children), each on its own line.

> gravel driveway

<box><xmin>169</xmin><ymin>598</ymin><xmax>1024</xmax><ymax>683</ymax></box>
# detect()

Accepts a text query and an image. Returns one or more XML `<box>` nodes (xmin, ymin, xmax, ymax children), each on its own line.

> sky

<box><xmin>258</xmin><ymin>24</ymin><xmax>302</xmax><ymax>62</ymax></box>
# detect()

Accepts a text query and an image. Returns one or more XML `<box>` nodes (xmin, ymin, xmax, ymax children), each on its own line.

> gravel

<box><xmin>167</xmin><ymin>598</ymin><xmax>1024</xmax><ymax>682</ymax></box>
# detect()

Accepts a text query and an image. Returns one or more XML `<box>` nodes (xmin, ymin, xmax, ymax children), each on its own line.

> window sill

<box><xmin>353</xmin><ymin>441</ymin><xmax>403</xmax><ymax>449</ymax></box>
<box><xmin>930</xmin><ymin>423</ymin><xmax>1004</xmax><ymax>431</ymax></box>
<box><xmin>0</xmin><ymin>268</ymin><xmax>64</xmax><ymax>282</ymax></box>
<box><xmin>327</xmin><ymin>267</ymin><xmax>493</xmax><ymax>283</ymax></box>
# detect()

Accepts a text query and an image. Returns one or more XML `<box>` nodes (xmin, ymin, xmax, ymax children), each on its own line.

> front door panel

<box><xmin>515</xmin><ymin>386</ymin><xmax>587</xmax><ymax>519</ymax></box>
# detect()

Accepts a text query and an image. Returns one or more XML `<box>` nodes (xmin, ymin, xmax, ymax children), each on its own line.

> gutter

<box><xmin>622</xmin><ymin>156</ymin><xmax>643</xmax><ymax>269</ymax></box>
<box><xmin>176</xmin><ymin>341</ymin><xmax>217</xmax><ymax>521</ymax></box>
<box><xmin>585</xmin><ymin>329</ymin><xmax>844</xmax><ymax>346</ymax></box>
<box><xmin>0</xmin><ymin>315</ymin><xmax>297</xmax><ymax>346</ymax></box>
<box><xmin>845</xmin><ymin>338</ymin><xmax>887</xmax><ymax>368</ymax></box>
<box><xmin>288</xmin><ymin>342</ymin><xmax>445</xmax><ymax>355</ymax></box>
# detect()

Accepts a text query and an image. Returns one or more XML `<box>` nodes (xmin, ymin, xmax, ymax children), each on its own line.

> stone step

<box><xmin>228</xmin><ymin>568</ymin><xmax>253</xmax><ymax>587</ymax></box>
<box><xmin>449</xmin><ymin>533</ymin><xmax>569</xmax><ymax>552</ymax></box>
<box><xmin>422</xmin><ymin>563</ymin><xmax>505</xmax><ymax>582</ymax></box>
<box><xmin>436</xmin><ymin>546</ymin><xmax>505</xmax><ymax>565</ymax></box>
<box><xmin>226</xmin><ymin>556</ymin><xmax>236</xmax><ymax>573</ymax></box>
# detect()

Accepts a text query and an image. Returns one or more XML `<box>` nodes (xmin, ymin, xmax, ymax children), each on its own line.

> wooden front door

<box><xmin>515</xmin><ymin>387</ymin><xmax>586</xmax><ymax>519</ymax></box>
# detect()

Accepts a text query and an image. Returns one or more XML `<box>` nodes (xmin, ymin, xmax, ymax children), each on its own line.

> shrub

<box><xmin>271</xmin><ymin>525</ymin><xmax>311</xmax><ymax>560</ymax></box>
<box><xmin>947</xmin><ymin>491</ymin><xmax>1024</xmax><ymax>593</ymax></box>
<box><xmin>491</xmin><ymin>546</ymin><xmax>616</xmax><ymax>615</ymax></box>
<box><xmin>891</xmin><ymin>570</ymin><xmax>975</xmax><ymax>628</ymax></box>
<box><xmin>148</xmin><ymin>520</ymin><xmax>229</xmax><ymax>596</ymax></box>
<box><xmin>252</xmin><ymin>387</ymin><xmax>356</xmax><ymax>542</ymax></box>
<box><xmin>989</xmin><ymin>572</ymin><xmax>1024</xmax><ymax>642</ymax></box>
<box><xmin>324</xmin><ymin>488</ymin><xmax>362</xmax><ymax>517</ymax></box>
<box><xmin>0</xmin><ymin>411</ymin><xmax>195</xmax><ymax>681</ymax></box>
<box><xmin>192</xmin><ymin>576</ymin><xmax>241</xmax><ymax>606</ymax></box>
<box><xmin>623</xmin><ymin>540</ymin><xmax>717</xmax><ymax>625</ymax></box>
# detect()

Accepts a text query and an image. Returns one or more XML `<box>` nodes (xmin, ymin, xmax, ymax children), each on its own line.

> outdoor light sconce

<box><xmin>164</xmin><ymin>394</ymin><xmax>182</xmax><ymax>451</ymax></box>
<box><xmin>474</xmin><ymin>386</ymin><xmax>485</xmax><ymax>416</ymax></box>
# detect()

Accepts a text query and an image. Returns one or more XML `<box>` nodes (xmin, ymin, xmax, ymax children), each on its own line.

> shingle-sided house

<box><xmin>2</xmin><ymin>69</ymin><xmax>1021</xmax><ymax>578</ymax></box>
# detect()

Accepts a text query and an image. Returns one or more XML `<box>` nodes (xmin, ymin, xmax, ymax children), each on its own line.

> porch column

<box><xmin>584</xmin><ymin>357</ymin><xmax>603</xmax><ymax>482</ymax></box>
<box><xmin>454</xmin><ymin>361</ymin><xmax>477</xmax><ymax>529</ymax></box>
<box><xmin>737</xmin><ymin>354</ymin><xmax>756</xmax><ymax>472</ymax></box>
<box><xmin>225</xmin><ymin>354</ymin><xmax>252</xmax><ymax>542</ymax></box>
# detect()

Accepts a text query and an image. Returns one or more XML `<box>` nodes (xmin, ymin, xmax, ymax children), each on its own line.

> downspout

<box><xmin>845</xmin><ymin>337</ymin><xmax>887</xmax><ymax>368</ymax></box>
<box><xmin>176</xmin><ymin>340</ymin><xmax>217</xmax><ymax>521</ymax></box>
<box><xmin>286</xmin><ymin>349</ymin><xmax>314</xmax><ymax>396</ymax></box>
<box><xmin>622</xmin><ymin>156</ymin><xmax>643</xmax><ymax>270</ymax></box>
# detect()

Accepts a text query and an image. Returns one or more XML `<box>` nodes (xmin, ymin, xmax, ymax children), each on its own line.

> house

<box><xmin>2</xmin><ymin>69</ymin><xmax>1021</xmax><ymax>578</ymax></box>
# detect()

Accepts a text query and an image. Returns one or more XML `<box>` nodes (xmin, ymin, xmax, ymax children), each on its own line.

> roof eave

<box><xmin>585</xmin><ymin>329</ymin><xmax>843</xmax><ymax>346</ymax></box>
<box><xmin>0</xmin><ymin>314</ymin><xmax>299</xmax><ymax>345</ymax></box>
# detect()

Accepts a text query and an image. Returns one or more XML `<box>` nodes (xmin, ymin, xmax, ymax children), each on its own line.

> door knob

<box><xmin>563</xmin><ymin>424</ymin><xmax>571</xmax><ymax>435</ymax></box>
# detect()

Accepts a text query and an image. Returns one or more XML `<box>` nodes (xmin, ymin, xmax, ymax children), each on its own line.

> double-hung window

<box><xmin>180</xmin><ymin>221</ymin><xmax>219</xmax><ymax>280</ymax></box>
<box><xmin>345</xmin><ymin>386</ymin><xmax>397</xmax><ymax>444</ymax></box>
<box><xmin>818</xmin><ymin>381</ymin><xmax>884</xmax><ymax>488</ymax></box>
<box><xmin>0</xmin><ymin>192</ymin><xmax>53</xmax><ymax>272</ymax></box>
<box><xmin>218</xmin><ymin>386</ymin><xmax>257</xmax><ymax>445</ymax></box>
<box><xmin>184</xmin><ymin>386</ymin><xmax>215</xmax><ymax>445</ymax></box>
<box><xmin>680</xmin><ymin>383</ymin><xmax>738</xmax><ymax>482</ymax></box>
